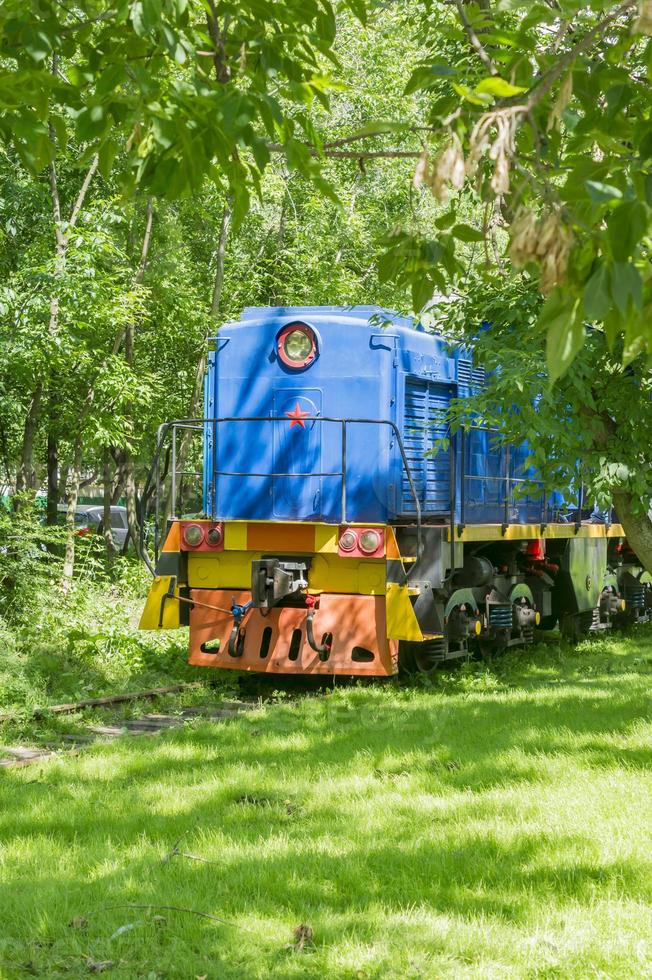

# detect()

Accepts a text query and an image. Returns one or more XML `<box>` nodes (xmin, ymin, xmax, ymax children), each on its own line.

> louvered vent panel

<box><xmin>401</xmin><ymin>378</ymin><xmax>451</xmax><ymax>515</ymax></box>
<box><xmin>458</xmin><ymin>359</ymin><xmax>472</xmax><ymax>386</ymax></box>
<box><xmin>458</xmin><ymin>359</ymin><xmax>485</xmax><ymax>390</ymax></box>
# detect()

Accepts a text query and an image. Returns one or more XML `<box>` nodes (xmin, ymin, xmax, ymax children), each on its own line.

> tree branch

<box><xmin>206</xmin><ymin>0</ymin><xmax>230</xmax><ymax>84</ymax></box>
<box><xmin>454</xmin><ymin>0</ymin><xmax>498</xmax><ymax>75</ymax></box>
<box><xmin>266</xmin><ymin>143</ymin><xmax>421</xmax><ymax>160</ymax></box>
<box><xmin>525</xmin><ymin>1</ymin><xmax>636</xmax><ymax>110</ymax></box>
<box><xmin>322</xmin><ymin>125</ymin><xmax>437</xmax><ymax>150</ymax></box>
<box><xmin>68</xmin><ymin>154</ymin><xmax>99</xmax><ymax>228</ymax></box>
<box><xmin>48</xmin><ymin>145</ymin><xmax>66</xmax><ymax>254</ymax></box>
<box><xmin>135</xmin><ymin>197</ymin><xmax>154</xmax><ymax>284</ymax></box>
<box><xmin>210</xmin><ymin>201</ymin><xmax>231</xmax><ymax>316</ymax></box>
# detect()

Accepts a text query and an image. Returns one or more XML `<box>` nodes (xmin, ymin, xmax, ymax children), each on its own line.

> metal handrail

<box><xmin>139</xmin><ymin>415</ymin><xmax>422</xmax><ymax>574</ymax></box>
<box><xmin>454</xmin><ymin>424</ymin><xmax>548</xmax><ymax>536</ymax></box>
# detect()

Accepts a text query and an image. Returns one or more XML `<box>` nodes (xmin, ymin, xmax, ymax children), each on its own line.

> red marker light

<box><xmin>339</xmin><ymin>529</ymin><xmax>358</xmax><ymax>552</ymax></box>
<box><xmin>359</xmin><ymin>529</ymin><xmax>382</xmax><ymax>554</ymax></box>
<box><xmin>183</xmin><ymin>524</ymin><xmax>204</xmax><ymax>548</ymax></box>
<box><xmin>207</xmin><ymin>525</ymin><xmax>222</xmax><ymax>547</ymax></box>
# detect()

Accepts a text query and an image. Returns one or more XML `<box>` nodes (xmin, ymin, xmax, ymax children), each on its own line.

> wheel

<box><xmin>399</xmin><ymin>638</ymin><xmax>448</xmax><ymax>674</ymax></box>
<box><xmin>538</xmin><ymin>615</ymin><xmax>557</xmax><ymax>630</ymax></box>
<box><xmin>475</xmin><ymin>629</ymin><xmax>510</xmax><ymax>660</ymax></box>
<box><xmin>559</xmin><ymin>611</ymin><xmax>593</xmax><ymax>642</ymax></box>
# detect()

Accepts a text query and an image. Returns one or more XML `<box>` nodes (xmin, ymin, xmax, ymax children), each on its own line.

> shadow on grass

<box><xmin>0</xmin><ymin>632</ymin><xmax>651</xmax><ymax>975</ymax></box>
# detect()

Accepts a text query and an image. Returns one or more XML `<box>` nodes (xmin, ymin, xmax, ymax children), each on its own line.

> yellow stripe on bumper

<box><xmin>138</xmin><ymin>575</ymin><xmax>180</xmax><ymax>630</ymax></box>
<box><xmin>452</xmin><ymin>523</ymin><xmax>625</xmax><ymax>542</ymax></box>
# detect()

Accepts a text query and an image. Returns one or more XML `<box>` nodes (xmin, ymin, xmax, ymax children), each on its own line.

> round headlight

<box><xmin>277</xmin><ymin>323</ymin><xmax>317</xmax><ymax>368</ymax></box>
<box><xmin>183</xmin><ymin>523</ymin><xmax>204</xmax><ymax>548</ymax></box>
<box><xmin>284</xmin><ymin>329</ymin><xmax>313</xmax><ymax>362</ymax></box>
<box><xmin>207</xmin><ymin>526</ymin><xmax>222</xmax><ymax>547</ymax></box>
<box><xmin>359</xmin><ymin>529</ymin><xmax>381</xmax><ymax>554</ymax></box>
<box><xmin>339</xmin><ymin>529</ymin><xmax>358</xmax><ymax>552</ymax></box>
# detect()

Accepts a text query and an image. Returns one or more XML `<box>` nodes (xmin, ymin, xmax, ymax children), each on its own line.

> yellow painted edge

<box><xmin>385</xmin><ymin>525</ymin><xmax>401</xmax><ymax>560</ymax></box>
<box><xmin>224</xmin><ymin>522</ymin><xmax>247</xmax><ymax>550</ymax></box>
<box><xmin>138</xmin><ymin>575</ymin><xmax>180</xmax><ymax>630</ymax></box>
<box><xmin>315</xmin><ymin>524</ymin><xmax>338</xmax><ymax>553</ymax></box>
<box><xmin>450</xmin><ymin>523</ymin><xmax>625</xmax><ymax>542</ymax></box>
<box><xmin>222</xmin><ymin>521</ymin><xmax>388</xmax><ymax>554</ymax></box>
<box><xmin>386</xmin><ymin>583</ymin><xmax>423</xmax><ymax>642</ymax></box>
<box><xmin>187</xmin><ymin>551</ymin><xmax>387</xmax><ymax>595</ymax></box>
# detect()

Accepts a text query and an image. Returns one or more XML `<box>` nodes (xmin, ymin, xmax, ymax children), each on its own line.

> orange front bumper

<box><xmin>188</xmin><ymin>590</ymin><xmax>397</xmax><ymax>676</ymax></box>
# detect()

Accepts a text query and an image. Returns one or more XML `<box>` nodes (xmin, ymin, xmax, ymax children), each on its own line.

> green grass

<box><xmin>0</xmin><ymin>555</ymin><xmax>220</xmax><ymax>713</ymax></box>
<box><xmin>1</xmin><ymin>631</ymin><xmax>651</xmax><ymax>978</ymax></box>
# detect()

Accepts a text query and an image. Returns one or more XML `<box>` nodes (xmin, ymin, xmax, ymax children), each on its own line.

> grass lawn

<box><xmin>1</xmin><ymin>631</ymin><xmax>651</xmax><ymax>978</ymax></box>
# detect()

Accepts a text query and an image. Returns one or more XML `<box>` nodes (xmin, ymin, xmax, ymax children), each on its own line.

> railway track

<box><xmin>0</xmin><ymin>688</ymin><xmax>256</xmax><ymax>769</ymax></box>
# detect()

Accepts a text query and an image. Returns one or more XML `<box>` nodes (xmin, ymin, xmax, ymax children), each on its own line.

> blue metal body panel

<box><xmin>203</xmin><ymin>305</ymin><xmax>550</xmax><ymax>525</ymax></box>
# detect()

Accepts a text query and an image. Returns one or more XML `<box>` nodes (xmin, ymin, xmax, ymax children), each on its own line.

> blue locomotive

<box><xmin>139</xmin><ymin>306</ymin><xmax>647</xmax><ymax>675</ymax></box>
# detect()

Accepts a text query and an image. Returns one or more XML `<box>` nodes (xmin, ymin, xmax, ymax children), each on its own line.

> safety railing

<box><xmin>455</xmin><ymin>426</ymin><xmax>593</xmax><ymax>535</ymax></box>
<box><xmin>455</xmin><ymin>427</ymin><xmax>546</xmax><ymax>535</ymax></box>
<box><xmin>139</xmin><ymin>416</ymin><xmax>422</xmax><ymax>574</ymax></box>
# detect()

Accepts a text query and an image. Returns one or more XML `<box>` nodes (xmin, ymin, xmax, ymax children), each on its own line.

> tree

<box><xmin>0</xmin><ymin>1</ymin><xmax>433</xmax><ymax>581</ymax></box>
<box><xmin>381</xmin><ymin>0</ymin><xmax>652</xmax><ymax>378</ymax></box>
<box><xmin>0</xmin><ymin>0</ymin><xmax>367</xmax><ymax>224</ymax></box>
<box><xmin>440</xmin><ymin>271</ymin><xmax>652</xmax><ymax>570</ymax></box>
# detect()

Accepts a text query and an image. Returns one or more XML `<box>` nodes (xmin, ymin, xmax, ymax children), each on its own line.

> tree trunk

<box><xmin>123</xmin><ymin>196</ymin><xmax>154</xmax><ymax>361</ymax></box>
<box><xmin>114</xmin><ymin>200</ymin><xmax>154</xmax><ymax>558</ymax></box>
<box><xmin>103</xmin><ymin>447</ymin><xmax>117</xmax><ymax>565</ymax></box>
<box><xmin>46</xmin><ymin>404</ymin><xmax>59</xmax><ymax>524</ymax></box>
<box><xmin>15</xmin><ymin>384</ymin><xmax>43</xmax><ymax>499</ymax></box>
<box><xmin>62</xmin><ymin>438</ymin><xmax>83</xmax><ymax>591</ymax></box>
<box><xmin>175</xmin><ymin>202</ymin><xmax>232</xmax><ymax>516</ymax></box>
<box><xmin>111</xmin><ymin>449</ymin><xmax>127</xmax><ymax>505</ymax></box>
<box><xmin>187</xmin><ymin>201</ymin><xmax>231</xmax><ymax>420</ymax></box>
<box><xmin>612</xmin><ymin>490</ymin><xmax>652</xmax><ymax>573</ymax></box>
<box><xmin>122</xmin><ymin>454</ymin><xmax>142</xmax><ymax>558</ymax></box>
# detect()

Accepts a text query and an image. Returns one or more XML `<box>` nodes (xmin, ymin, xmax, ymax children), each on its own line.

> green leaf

<box><xmin>452</xmin><ymin>82</ymin><xmax>492</xmax><ymax>106</ymax></box>
<box><xmin>605</xmin><ymin>83</ymin><xmax>630</xmax><ymax>119</ymax></box>
<box><xmin>610</xmin><ymin>262</ymin><xmax>643</xmax><ymax>315</ymax></box>
<box><xmin>98</xmin><ymin>137</ymin><xmax>119</xmax><ymax>179</ymax></box>
<box><xmin>412</xmin><ymin>276</ymin><xmax>435</xmax><ymax>313</ymax></box>
<box><xmin>344</xmin><ymin>0</ymin><xmax>367</xmax><ymax>25</ymax></box>
<box><xmin>96</xmin><ymin>64</ymin><xmax>125</xmax><ymax>97</ymax></box>
<box><xmin>404</xmin><ymin>64</ymin><xmax>456</xmax><ymax>94</ymax></box>
<box><xmin>583</xmin><ymin>263</ymin><xmax>611</xmax><ymax>321</ymax></box>
<box><xmin>639</xmin><ymin>127</ymin><xmax>652</xmax><ymax>162</ymax></box>
<box><xmin>545</xmin><ymin>299</ymin><xmax>584</xmax><ymax>383</ymax></box>
<box><xmin>475</xmin><ymin>76</ymin><xmax>527</xmax><ymax>98</ymax></box>
<box><xmin>51</xmin><ymin>115</ymin><xmax>68</xmax><ymax>154</ymax></box>
<box><xmin>585</xmin><ymin>180</ymin><xmax>622</xmax><ymax>204</ymax></box>
<box><xmin>435</xmin><ymin>210</ymin><xmax>456</xmax><ymax>230</ymax></box>
<box><xmin>452</xmin><ymin>223</ymin><xmax>484</xmax><ymax>243</ymax></box>
<box><xmin>608</xmin><ymin>201</ymin><xmax>648</xmax><ymax>261</ymax></box>
<box><xmin>537</xmin><ymin>288</ymin><xmax>569</xmax><ymax>331</ymax></box>
<box><xmin>622</xmin><ymin>320</ymin><xmax>647</xmax><ymax>366</ymax></box>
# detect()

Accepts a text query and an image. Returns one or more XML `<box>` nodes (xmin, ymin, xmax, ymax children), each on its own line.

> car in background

<box><xmin>56</xmin><ymin>504</ymin><xmax>130</xmax><ymax>548</ymax></box>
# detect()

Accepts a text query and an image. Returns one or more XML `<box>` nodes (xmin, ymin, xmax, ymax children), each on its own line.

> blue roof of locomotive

<box><xmin>219</xmin><ymin>305</ymin><xmax>430</xmax><ymax>335</ymax></box>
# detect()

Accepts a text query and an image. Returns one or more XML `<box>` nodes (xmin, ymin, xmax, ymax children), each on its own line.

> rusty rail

<box><xmin>0</xmin><ymin>683</ymin><xmax>202</xmax><ymax>724</ymax></box>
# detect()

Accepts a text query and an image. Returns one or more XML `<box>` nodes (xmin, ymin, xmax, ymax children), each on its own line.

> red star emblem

<box><xmin>285</xmin><ymin>402</ymin><xmax>311</xmax><ymax>429</ymax></box>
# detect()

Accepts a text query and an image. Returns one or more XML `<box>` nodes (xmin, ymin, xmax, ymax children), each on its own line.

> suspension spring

<box><xmin>624</xmin><ymin>586</ymin><xmax>645</xmax><ymax>610</ymax></box>
<box><xmin>489</xmin><ymin>604</ymin><xmax>513</xmax><ymax>629</ymax></box>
